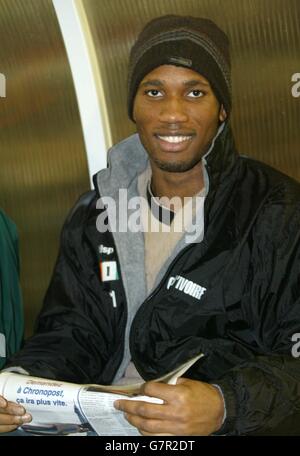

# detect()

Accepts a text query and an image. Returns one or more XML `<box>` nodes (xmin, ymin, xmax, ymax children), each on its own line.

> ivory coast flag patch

<box><xmin>99</xmin><ymin>261</ymin><xmax>119</xmax><ymax>281</ymax></box>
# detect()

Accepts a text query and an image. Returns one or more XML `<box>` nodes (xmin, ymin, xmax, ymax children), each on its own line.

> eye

<box><xmin>188</xmin><ymin>89</ymin><xmax>204</xmax><ymax>98</ymax></box>
<box><xmin>145</xmin><ymin>89</ymin><xmax>163</xmax><ymax>97</ymax></box>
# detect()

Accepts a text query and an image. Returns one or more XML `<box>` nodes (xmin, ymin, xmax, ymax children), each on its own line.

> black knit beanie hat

<box><xmin>128</xmin><ymin>15</ymin><xmax>231</xmax><ymax>121</ymax></box>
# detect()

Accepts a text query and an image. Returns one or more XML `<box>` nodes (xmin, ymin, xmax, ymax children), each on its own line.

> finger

<box><xmin>0</xmin><ymin>396</ymin><xmax>7</xmax><ymax>408</ymax></box>
<box><xmin>141</xmin><ymin>431</ymin><xmax>175</xmax><ymax>436</ymax></box>
<box><xmin>0</xmin><ymin>424</ymin><xmax>20</xmax><ymax>433</ymax></box>
<box><xmin>175</xmin><ymin>377</ymin><xmax>189</xmax><ymax>385</ymax></box>
<box><xmin>0</xmin><ymin>401</ymin><xmax>27</xmax><ymax>416</ymax></box>
<box><xmin>141</xmin><ymin>381</ymin><xmax>180</xmax><ymax>402</ymax></box>
<box><xmin>115</xmin><ymin>399</ymin><xmax>171</xmax><ymax>420</ymax></box>
<box><xmin>124</xmin><ymin>413</ymin><xmax>178</xmax><ymax>435</ymax></box>
<box><xmin>0</xmin><ymin>412</ymin><xmax>31</xmax><ymax>427</ymax></box>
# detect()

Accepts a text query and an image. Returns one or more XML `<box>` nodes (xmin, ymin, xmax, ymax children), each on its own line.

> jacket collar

<box><xmin>94</xmin><ymin>121</ymin><xmax>238</xmax><ymax>199</ymax></box>
<box><xmin>203</xmin><ymin>121</ymin><xmax>238</xmax><ymax>189</ymax></box>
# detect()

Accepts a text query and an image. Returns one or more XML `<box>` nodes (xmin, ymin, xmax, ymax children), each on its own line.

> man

<box><xmin>1</xmin><ymin>15</ymin><xmax>300</xmax><ymax>435</ymax></box>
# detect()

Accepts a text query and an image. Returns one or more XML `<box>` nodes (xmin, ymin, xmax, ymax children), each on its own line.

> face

<box><xmin>133</xmin><ymin>65</ymin><xmax>227</xmax><ymax>173</ymax></box>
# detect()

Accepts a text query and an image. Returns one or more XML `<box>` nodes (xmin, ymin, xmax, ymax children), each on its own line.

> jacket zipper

<box><xmin>129</xmin><ymin>241</ymin><xmax>196</xmax><ymax>376</ymax></box>
<box><xmin>129</xmin><ymin>166</ymin><xmax>213</xmax><ymax>377</ymax></box>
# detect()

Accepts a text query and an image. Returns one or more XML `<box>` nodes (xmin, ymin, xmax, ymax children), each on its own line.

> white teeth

<box><xmin>157</xmin><ymin>135</ymin><xmax>192</xmax><ymax>143</ymax></box>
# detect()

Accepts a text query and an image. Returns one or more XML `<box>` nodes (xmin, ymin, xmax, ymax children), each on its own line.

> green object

<box><xmin>0</xmin><ymin>209</ymin><xmax>24</xmax><ymax>369</ymax></box>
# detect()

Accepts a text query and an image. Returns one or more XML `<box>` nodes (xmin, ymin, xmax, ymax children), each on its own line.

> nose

<box><xmin>158</xmin><ymin>97</ymin><xmax>188</xmax><ymax>124</ymax></box>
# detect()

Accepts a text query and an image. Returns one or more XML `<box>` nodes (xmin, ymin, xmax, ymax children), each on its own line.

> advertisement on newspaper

<box><xmin>0</xmin><ymin>372</ymin><xmax>141</xmax><ymax>436</ymax></box>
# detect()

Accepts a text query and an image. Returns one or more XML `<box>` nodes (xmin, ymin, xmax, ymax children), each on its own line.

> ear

<box><xmin>219</xmin><ymin>104</ymin><xmax>227</xmax><ymax>122</ymax></box>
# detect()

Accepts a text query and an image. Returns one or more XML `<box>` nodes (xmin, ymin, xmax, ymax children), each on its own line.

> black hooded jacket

<box><xmin>7</xmin><ymin>123</ymin><xmax>300</xmax><ymax>435</ymax></box>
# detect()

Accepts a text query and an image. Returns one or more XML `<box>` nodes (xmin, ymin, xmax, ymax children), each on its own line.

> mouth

<box><xmin>154</xmin><ymin>133</ymin><xmax>194</xmax><ymax>152</ymax></box>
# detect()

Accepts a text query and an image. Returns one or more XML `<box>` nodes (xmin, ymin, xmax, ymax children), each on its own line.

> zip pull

<box><xmin>109</xmin><ymin>290</ymin><xmax>117</xmax><ymax>308</ymax></box>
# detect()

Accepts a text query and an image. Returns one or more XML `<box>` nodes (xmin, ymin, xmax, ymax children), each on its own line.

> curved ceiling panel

<box><xmin>83</xmin><ymin>0</ymin><xmax>300</xmax><ymax>181</ymax></box>
<box><xmin>0</xmin><ymin>0</ymin><xmax>89</xmax><ymax>336</ymax></box>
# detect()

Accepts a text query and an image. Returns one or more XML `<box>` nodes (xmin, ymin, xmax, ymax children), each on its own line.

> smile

<box><xmin>156</xmin><ymin>135</ymin><xmax>193</xmax><ymax>144</ymax></box>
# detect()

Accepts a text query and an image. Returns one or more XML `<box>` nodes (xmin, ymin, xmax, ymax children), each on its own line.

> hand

<box><xmin>114</xmin><ymin>378</ymin><xmax>224</xmax><ymax>436</ymax></box>
<box><xmin>0</xmin><ymin>395</ymin><xmax>32</xmax><ymax>433</ymax></box>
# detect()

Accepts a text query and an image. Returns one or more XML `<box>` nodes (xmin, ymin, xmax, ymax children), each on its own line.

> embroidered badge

<box><xmin>99</xmin><ymin>261</ymin><xmax>119</xmax><ymax>282</ymax></box>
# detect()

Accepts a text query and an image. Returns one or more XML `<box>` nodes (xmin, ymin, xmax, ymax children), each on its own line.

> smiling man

<box><xmin>1</xmin><ymin>15</ymin><xmax>300</xmax><ymax>436</ymax></box>
<box><xmin>133</xmin><ymin>65</ymin><xmax>226</xmax><ymax>198</ymax></box>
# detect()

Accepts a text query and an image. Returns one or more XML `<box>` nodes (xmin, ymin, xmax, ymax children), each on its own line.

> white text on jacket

<box><xmin>167</xmin><ymin>275</ymin><xmax>207</xmax><ymax>301</ymax></box>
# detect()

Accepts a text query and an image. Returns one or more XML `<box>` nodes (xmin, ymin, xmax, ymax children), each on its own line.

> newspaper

<box><xmin>0</xmin><ymin>353</ymin><xmax>203</xmax><ymax>436</ymax></box>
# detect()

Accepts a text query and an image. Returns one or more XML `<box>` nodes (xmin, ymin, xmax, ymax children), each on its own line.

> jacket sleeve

<box><xmin>6</xmin><ymin>193</ymin><xmax>123</xmax><ymax>385</ymax></box>
<box><xmin>216</xmin><ymin>194</ymin><xmax>300</xmax><ymax>435</ymax></box>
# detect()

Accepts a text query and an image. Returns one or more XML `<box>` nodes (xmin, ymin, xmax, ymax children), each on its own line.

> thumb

<box><xmin>174</xmin><ymin>377</ymin><xmax>189</xmax><ymax>386</ymax></box>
